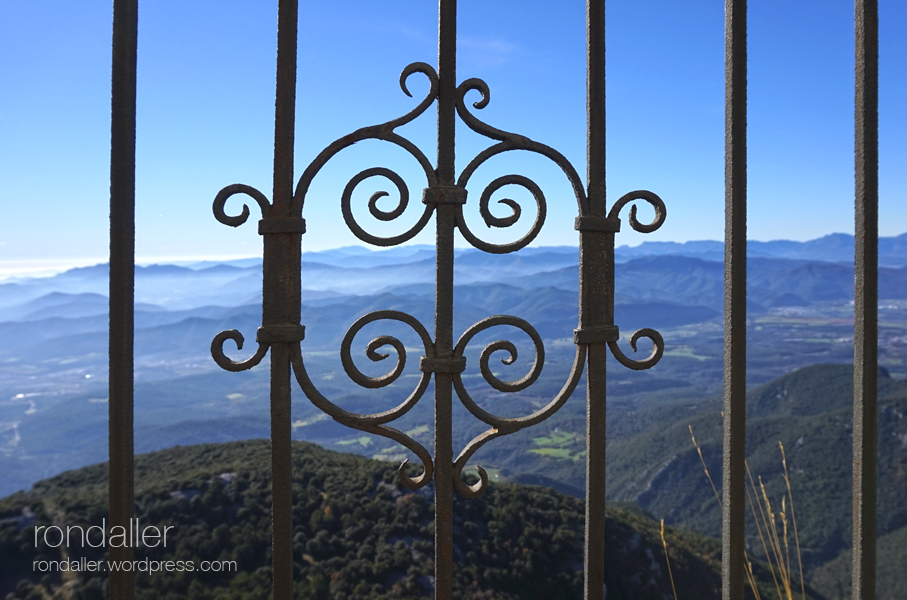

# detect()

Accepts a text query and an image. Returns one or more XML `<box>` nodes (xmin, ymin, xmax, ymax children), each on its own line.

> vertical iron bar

<box><xmin>722</xmin><ymin>0</ymin><xmax>747</xmax><ymax>598</ymax></box>
<box><xmin>268</xmin><ymin>1</ymin><xmax>299</xmax><ymax>599</ymax></box>
<box><xmin>432</xmin><ymin>252</ymin><xmax>455</xmax><ymax>600</ymax></box>
<box><xmin>437</xmin><ymin>0</ymin><xmax>457</xmax><ymax>187</ymax></box>
<box><xmin>273</xmin><ymin>0</ymin><xmax>298</xmax><ymax>217</ymax></box>
<box><xmin>434</xmin><ymin>2</ymin><xmax>456</xmax><ymax>598</ymax></box>
<box><xmin>586</xmin><ymin>0</ymin><xmax>606</xmax><ymax>217</ymax></box>
<box><xmin>852</xmin><ymin>1</ymin><xmax>878</xmax><ymax>599</ymax></box>
<box><xmin>108</xmin><ymin>1</ymin><xmax>137</xmax><ymax>598</ymax></box>
<box><xmin>582</xmin><ymin>3</ymin><xmax>609</xmax><ymax>600</ymax></box>
<box><xmin>582</xmin><ymin>342</ymin><xmax>608</xmax><ymax>600</ymax></box>
<box><xmin>269</xmin><ymin>344</ymin><xmax>293</xmax><ymax>600</ymax></box>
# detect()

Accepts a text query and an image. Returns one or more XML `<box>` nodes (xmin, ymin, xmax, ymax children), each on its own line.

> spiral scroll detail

<box><xmin>608</xmin><ymin>190</ymin><xmax>667</xmax><ymax>234</ymax></box>
<box><xmin>454</xmin><ymin>315</ymin><xmax>545</xmax><ymax>394</ymax></box>
<box><xmin>608</xmin><ymin>327</ymin><xmax>665</xmax><ymax>371</ymax></box>
<box><xmin>293</xmin><ymin>63</ymin><xmax>439</xmax><ymax>214</ymax></box>
<box><xmin>213</xmin><ymin>184</ymin><xmax>270</xmax><ymax>228</ymax></box>
<box><xmin>290</xmin><ymin>343</ymin><xmax>434</xmax><ymax>489</ymax></box>
<box><xmin>455</xmin><ymin>174</ymin><xmax>547</xmax><ymax>254</ymax></box>
<box><xmin>450</xmin><ymin>333</ymin><xmax>587</xmax><ymax>498</ymax></box>
<box><xmin>340</xmin><ymin>167</ymin><xmax>433</xmax><ymax>246</ymax></box>
<box><xmin>456</xmin><ymin>78</ymin><xmax>588</xmax><ymax>216</ymax></box>
<box><xmin>211</xmin><ymin>330</ymin><xmax>269</xmax><ymax>372</ymax></box>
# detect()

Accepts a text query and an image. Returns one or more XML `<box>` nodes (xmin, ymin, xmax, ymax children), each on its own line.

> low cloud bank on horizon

<box><xmin>2</xmin><ymin>230</ymin><xmax>905</xmax><ymax>280</ymax></box>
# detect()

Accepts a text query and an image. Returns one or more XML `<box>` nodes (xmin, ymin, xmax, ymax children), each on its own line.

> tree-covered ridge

<box><xmin>3</xmin><ymin>440</ymin><xmax>762</xmax><ymax>600</ymax></box>
<box><xmin>601</xmin><ymin>364</ymin><xmax>907</xmax><ymax>600</ymax></box>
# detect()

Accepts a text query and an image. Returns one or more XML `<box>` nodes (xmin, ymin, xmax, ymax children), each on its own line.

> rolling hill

<box><xmin>597</xmin><ymin>364</ymin><xmax>907</xmax><ymax>599</ymax></box>
<box><xmin>0</xmin><ymin>440</ymin><xmax>783</xmax><ymax>600</ymax></box>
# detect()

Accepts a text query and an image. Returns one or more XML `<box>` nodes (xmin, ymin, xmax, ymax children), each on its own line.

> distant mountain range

<box><xmin>0</xmin><ymin>235</ymin><xmax>905</xmax><ymax>598</ymax></box>
<box><xmin>3</xmin><ymin>232</ymin><xmax>907</xmax><ymax>312</ymax></box>
<box><xmin>1</xmin><ymin>235</ymin><xmax>906</xmax><ymax>500</ymax></box>
<box><xmin>614</xmin><ymin>232</ymin><xmax>907</xmax><ymax>266</ymax></box>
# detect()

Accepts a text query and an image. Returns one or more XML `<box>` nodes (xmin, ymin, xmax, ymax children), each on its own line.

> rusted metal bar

<box><xmin>852</xmin><ymin>1</ymin><xmax>878</xmax><ymax>598</ymax></box>
<box><xmin>269</xmin><ymin>344</ymin><xmax>293</xmax><ymax>600</ymax></box>
<box><xmin>108</xmin><ymin>0</ymin><xmax>138</xmax><ymax>598</ymax></box>
<box><xmin>267</xmin><ymin>1</ymin><xmax>299</xmax><ymax>598</ymax></box>
<box><xmin>586</xmin><ymin>0</ymin><xmax>606</xmax><ymax>217</ymax></box>
<box><xmin>722</xmin><ymin>0</ymin><xmax>747</xmax><ymax>598</ymax></box>
<box><xmin>434</xmin><ymin>1</ymin><xmax>457</xmax><ymax>598</ymax></box>
<box><xmin>582</xmin><ymin>2</ymin><xmax>608</xmax><ymax>599</ymax></box>
<box><xmin>582</xmin><ymin>340</ymin><xmax>608</xmax><ymax>600</ymax></box>
<box><xmin>437</xmin><ymin>0</ymin><xmax>457</xmax><ymax>187</ymax></box>
<box><xmin>432</xmin><ymin>249</ymin><xmax>455</xmax><ymax>600</ymax></box>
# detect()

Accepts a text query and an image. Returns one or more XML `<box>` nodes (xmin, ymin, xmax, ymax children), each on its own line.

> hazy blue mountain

<box><xmin>183</xmin><ymin>257</ymin><xmax>263</xmax><ymax>269</ymax></box>
<box><xmin>6</xmin><ymin>233</ymin><xmax>906</xmax><ymax>313</ymax></box>
<box><xmin>301</xmin><ymin>244</ymin><xmax>437</xmax><ymax>267</ymax></box>
<box><xmin>616</xmin><ymin>231</ymin><xmax>907</xmax><ymax>266</ymax></box>
<box><xmin>2</xmin><ymin>238</ymin><xmax>906</xmax><ymax>502</ymax></box>
<box><xmin>0</xmin><ymin>315</ymin><xmax>109</xmax><ymax>353</ymax></box>
<box><xmin>1</xmin><ymin>291</ymin><xmax>165</xmax><ymax>322</ymax></box>
<box><xmin>2</xmin><ymin>291</ymin><xmax>106</xmax><ymax>320</ymax></box>
<box><xmin>0</xmin><ymin>281</ymin><xmax>723</xmax><ymax>366</ymax></box>
<box><xmin>0</xmin><ymin>282</ymin><xmax>42</xmax><ymax>310</ymax></box>
<box><xmin>499</xmin><ymin>254</ymin><xmax>907</xmax><ymax>310</ymax></box>
<box><xmin>0</xmin><ymin>273</ymin><xmax>726</xmax><ymax>497</ymax></box>
<box><xmin>0</xmin><ymin>263</ymin><xmax>264</xmax><ymax>310</ymax></box>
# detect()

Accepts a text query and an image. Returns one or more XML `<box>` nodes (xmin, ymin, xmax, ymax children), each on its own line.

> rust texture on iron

<box><xmin>108</xmin><ymin>0</ymin><xmax>138</xmax><ymax>598</ymax></box>
<box><xmin>853</xmin><ymin>1</ymin><xmax>879</xmax><ymax>599</ymax></box>
<box><xmin>722</xmin><ymin>0</ymin><xmax>747</xmax><ymax>599</ymax></box>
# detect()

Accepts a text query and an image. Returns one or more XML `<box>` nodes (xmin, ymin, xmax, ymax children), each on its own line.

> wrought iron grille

<box><xmin>105</xmin><ymin>1</ymin><xmax>880</xmax><ymax>600</ymax></box>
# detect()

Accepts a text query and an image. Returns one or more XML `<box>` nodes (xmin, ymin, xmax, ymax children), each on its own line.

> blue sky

<box><xmin>1</xmin><ymin>0</ymin><xmax>905</xmax><ymax>275</ymax></box>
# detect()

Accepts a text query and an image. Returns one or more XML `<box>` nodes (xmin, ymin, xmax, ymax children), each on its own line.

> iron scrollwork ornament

<box><xmin>606</xmin><ymin>189</ymin><xmax>667</xmax><ymax>369</ymax></box>
<box><xmin>211</xmin><ymin>62</ymin><xmax>667</xmax><ymax>497</ymax></box>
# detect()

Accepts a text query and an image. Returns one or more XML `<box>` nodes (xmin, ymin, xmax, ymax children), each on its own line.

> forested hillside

<box><xmin>600</xmin><ymin>364</ymin><xmax>907</xmax><ymax>600</ymax></box>
<box><xmin>1</xmin><ymin>440</ymin><xmax>790</xmax><ymax>600</ymax></box>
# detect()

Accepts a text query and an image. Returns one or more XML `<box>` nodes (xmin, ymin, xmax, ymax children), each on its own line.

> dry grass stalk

<box><xmin>780</xmin><ymin>442</ymin><xmax>806</xmax><ymax>600</ymax></box>
<box><xmin>746</xmin><ymin>461</ymin><xmax>783</xmax><ymax>599</ymax></box>
<box><xmin>689</xmin><ymin>426</ymin><xmax>806</xmax><ymax>600</ymax></box>
<box><xmin>689</xmin><ymin>426</ymin><xmax>762</xmax><ymax>599</ymax></box>
<box><xmin>660</xmin><ymin>519</ymin><xmax>679</xmax><ymax>600</ymax></box>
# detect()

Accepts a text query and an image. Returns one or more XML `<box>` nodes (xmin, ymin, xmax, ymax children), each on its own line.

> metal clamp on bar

<box><xmin>256</xmin><ymin>324</ymin><xmax>306</xmax><ymax>343</ymax></box>
<box><xmin>422</xmin><ymin>186</ymin><xmax>467</xmax><ymax>205</ymax></box>
<box><xmin>258</xmin><ymin>217</ymin><xmax>306</xmax><ymax>234</ymax></box>
<box><xmin>574</xmin><ymin>325</ymin><xmax>619</xmax><ymax>344</ymax></box>
<box><xmin>574</xmin><ymin>215</ymin><xmax>620</xmax><ymax>233</ymax></box>
<box><xmin>419</xmin><ymin>356</ymin><xmax>467</xmax><ymax>374</ymax></box>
